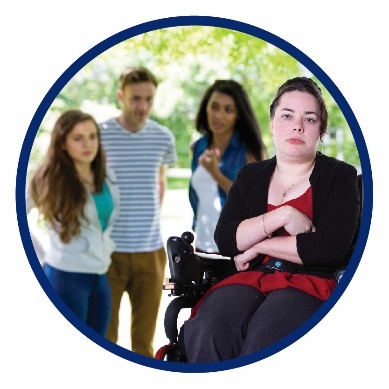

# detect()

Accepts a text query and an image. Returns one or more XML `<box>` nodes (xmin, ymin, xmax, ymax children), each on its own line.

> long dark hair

<box><xmin>29</xmin><ymin>109</ymin><xmax>106</xmax><ymax>243</ymax></box>
<box><xmin>195</xmin><ymin>80</ymin><xmax>267</xmax><ymax>161</ymax></box>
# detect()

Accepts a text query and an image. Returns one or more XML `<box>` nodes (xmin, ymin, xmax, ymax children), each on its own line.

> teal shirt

<box><xmin>92</xmin><ymin>181</ymin><xmax>114</xmax><ymax>231</ymax></box>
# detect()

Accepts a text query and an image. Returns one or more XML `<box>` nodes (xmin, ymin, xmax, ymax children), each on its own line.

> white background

<box><xmin>2</xmin><ymin>1</ymin><xmax>386</xmax><ymax>387</ymax></box>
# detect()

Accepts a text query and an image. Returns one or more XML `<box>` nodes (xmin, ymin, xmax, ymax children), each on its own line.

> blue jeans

<box><xmin>44</xmin><ymin>264</ymin><xmax>111</xmax><ymax>336</ymax></box>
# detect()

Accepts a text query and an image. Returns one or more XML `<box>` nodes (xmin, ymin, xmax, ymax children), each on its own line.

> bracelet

<box><xmin>262</xmin><ymin>213</ymin><xmax>272</xmax><ymax>238</ymax></box>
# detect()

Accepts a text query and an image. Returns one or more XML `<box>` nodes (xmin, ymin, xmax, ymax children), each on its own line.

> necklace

<box><xmin>279</xmin><ymin>159</ymin><xmax>316</xmax><ymax>202</ymax></box>
<box><xmin>277</xmin><ymin>166</ymin><xmax>312</xmax><ymax>203</ymax></box>
<box><xmin>282</xmin><ymin>183</ymin><xmax>295</xmax><ymax>198</ymax></box>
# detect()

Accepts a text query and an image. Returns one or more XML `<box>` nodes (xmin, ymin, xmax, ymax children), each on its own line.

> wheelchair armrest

<box><xmin>164</xmin><ymin>295</ymin><xmax>200</xmax><ymax>343</ymax></box>
<box><xmin>194</xmin><ymin>252</ymin><xmax>231</xmax><ymax>273</ymax></box>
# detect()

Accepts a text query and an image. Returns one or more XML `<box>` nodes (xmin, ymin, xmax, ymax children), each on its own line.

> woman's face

<box><xmin>63</xmin><ymin>120</ymin><xmax>99</xmax><ymax>167</ymax></box>
<box><xmin>270</xmin><ymin>91</ymin><xmax>321</xmax><ymax>161</ymax></box>
<box><xmin>206</xmin><ymin>91</ymin><xmax>238</xmax><ymax>137</ymax></box>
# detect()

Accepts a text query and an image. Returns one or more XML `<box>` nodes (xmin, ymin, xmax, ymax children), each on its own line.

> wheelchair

<box><xmin>155</xmin><ymin>175</ymin><xmax>363</xmax><ymax>362</ymax></box>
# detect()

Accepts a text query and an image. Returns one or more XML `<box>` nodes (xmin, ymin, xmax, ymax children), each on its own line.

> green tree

<box><xmin>30</xmin><ymin>26</ymin><xmax>360</xmax><ymax>170</ymax></box>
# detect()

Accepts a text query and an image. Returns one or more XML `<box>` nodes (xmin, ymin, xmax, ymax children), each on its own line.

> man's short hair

<box><xmin>119</xmin><ymin>66</ymin><xmax>158</xmax><ymax>89</ymax></box>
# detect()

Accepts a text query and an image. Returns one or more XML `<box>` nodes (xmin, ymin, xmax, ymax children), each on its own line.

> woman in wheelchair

<box><xmin>179</xmin><ymin>77</ymin><xmax>360</xmax><ymax>362</ymax></box>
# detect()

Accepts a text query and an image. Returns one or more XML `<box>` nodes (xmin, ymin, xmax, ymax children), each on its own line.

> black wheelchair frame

<box><xmin>155</xmin><ymin>175</ymin><xmax>363</xmax><ymax>362</ymax></box>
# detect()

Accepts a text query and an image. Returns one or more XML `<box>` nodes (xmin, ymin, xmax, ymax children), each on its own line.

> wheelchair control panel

<box><xmin>163</xmin><ymin>232</ymin><xmax>231</xmax><ymax>297</ymax></box>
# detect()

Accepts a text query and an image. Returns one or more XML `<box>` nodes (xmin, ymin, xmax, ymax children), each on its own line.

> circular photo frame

<box><xmin>16</xmin><ymin>15</ymin><xmax>372</xmax><ymax>373</ymax></box>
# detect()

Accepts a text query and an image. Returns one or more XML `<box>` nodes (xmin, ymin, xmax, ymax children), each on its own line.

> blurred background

<box><xmin>27</xmin><ymin>25</ymin><xmax>360</xmax><ymax>176</ymax></box>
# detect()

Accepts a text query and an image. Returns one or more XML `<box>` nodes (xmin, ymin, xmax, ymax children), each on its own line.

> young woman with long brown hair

<box><xmin>26</xmin><ymin>109</ymin><xmax>120</xmax><ymax>336</ymax></box>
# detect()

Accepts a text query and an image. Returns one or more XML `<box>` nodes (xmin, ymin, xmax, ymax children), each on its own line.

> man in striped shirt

<box><xmin>99</xmin><ymin>67</ymin><xmax>177</xmax><ymax>357</ymax></box>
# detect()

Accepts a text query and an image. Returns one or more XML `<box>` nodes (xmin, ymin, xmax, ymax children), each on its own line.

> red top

<box><xmin>190</xmin><ymin>186</ymin><xmax>337</xmax><ymax>318</ymax></box>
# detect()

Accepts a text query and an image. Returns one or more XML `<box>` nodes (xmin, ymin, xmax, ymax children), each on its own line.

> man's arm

<box><xmin>158</xmin><ymin>164</ymin><xmax>168</xmax><ymax>205</ymax></box>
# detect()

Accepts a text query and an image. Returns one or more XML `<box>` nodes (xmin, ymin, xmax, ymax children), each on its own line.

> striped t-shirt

<box><xmin>99</xmin><ymin>118</ymin><xmax>177</xmax><ymax>252</ymax></box>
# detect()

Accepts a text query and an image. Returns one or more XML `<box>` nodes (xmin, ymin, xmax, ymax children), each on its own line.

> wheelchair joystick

<box><xmin>181</xmin><ymin>231</ymin><xmax>194</xmax><ymax>245</ymax></box>
<box><xmin>165</xmin><ymin>231</ymin><xmax>202</xmax><ymax>293</ymax></box>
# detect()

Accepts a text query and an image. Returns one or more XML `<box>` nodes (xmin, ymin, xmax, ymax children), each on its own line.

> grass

<box><xmin>167</xmin><ymin>176</ymin><xmax>190</xmax><ymax>190</ymax></box>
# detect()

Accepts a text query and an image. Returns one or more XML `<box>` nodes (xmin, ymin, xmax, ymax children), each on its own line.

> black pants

<box><xmin>181</xmin><ymin>284</ymin><xmax>323</xmax><ymax>362</ymax></box>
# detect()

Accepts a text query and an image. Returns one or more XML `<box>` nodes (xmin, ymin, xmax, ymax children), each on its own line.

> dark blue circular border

<box><xmin>16</xmin><ymin>15</ymin><xmax>372</xmax><ymax>373</ymax></box>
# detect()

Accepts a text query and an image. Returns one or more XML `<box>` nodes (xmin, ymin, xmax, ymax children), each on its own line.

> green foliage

<box><xmin>167</xmin><ymin>176</ymin><xmax>190</xmax><ymax>190</ymax></box>
<box><xmin>30</xmin><ymin>26</ymin><xmax>360</xmax><ymax>170</ymax></box>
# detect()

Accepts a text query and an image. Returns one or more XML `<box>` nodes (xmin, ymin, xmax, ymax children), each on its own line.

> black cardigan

<box><xmin>214</xmin><ymin>153</ymin><xmax>360</xmax><ymax>276</ymax></box>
